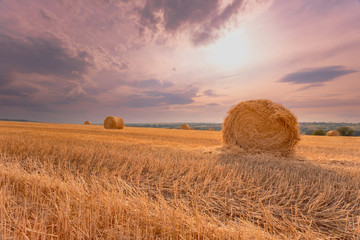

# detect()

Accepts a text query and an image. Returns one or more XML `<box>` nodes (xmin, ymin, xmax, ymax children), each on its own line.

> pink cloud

<box><xmin>1</xmin><ymin>0</ymin><xmax>360</xmax><ymax>123</ymax></box>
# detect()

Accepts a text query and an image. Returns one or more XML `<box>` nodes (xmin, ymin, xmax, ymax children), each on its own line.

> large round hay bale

<box><xmin>181</xmin><ymin>124</ymin><xmax>190</xmax><ymax>130</ymax></box>
<box><xmin>84</xmin><ymin>121</ymin><xmax>91</xmax><ymax>125</ymax></box>
<box><xmin>222</xmin><ymin>99</ymin><xmax>300</xmax><ymax>155</ymax></box>
<box><xmin>326</xmin><ymin>130</ymin><xmax>340</xmax><ymax>136</ymax></box>
<box><xmin>104</xmin><ymin>116</ymin><xmax>125</xmax><ymax>129</ymax></box>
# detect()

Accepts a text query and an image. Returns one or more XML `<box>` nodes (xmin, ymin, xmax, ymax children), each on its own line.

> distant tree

<box><xmin>312</xmin><ymin>129</ymin><xmax>325</xmax><ymax>136</ymax></box>
<box><xmin>299</xmin><ymin>127</ymin><xmax>308</xmax><ymax>134</ymax></box>
<box><xmin>304</xmin><ymin>129</ymin><xmax>314</xmax><ymax>135</ymax></box>
<box><xmin>336</xmin><ymin>126</ymin><xmax>354</xmax><ymax>136</ymax></box>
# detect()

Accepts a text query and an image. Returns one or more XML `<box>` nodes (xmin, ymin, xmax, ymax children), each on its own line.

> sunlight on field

<box><xmin>0</xmin><ymin>121</ymin><xmax>359</xmax><ymax>239</ymax></box>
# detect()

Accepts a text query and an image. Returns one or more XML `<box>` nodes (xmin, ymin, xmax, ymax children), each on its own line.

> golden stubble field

<box><xmin>0</xmin><ymin>121</ymin><xmax>360</xmax><ymax>239</ymax></box>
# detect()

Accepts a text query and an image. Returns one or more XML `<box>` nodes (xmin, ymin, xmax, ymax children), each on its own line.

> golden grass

<box><xmin>0</xmin><ymin>121</ymin><xmax>360</xmax><ymax>239</ymax></box>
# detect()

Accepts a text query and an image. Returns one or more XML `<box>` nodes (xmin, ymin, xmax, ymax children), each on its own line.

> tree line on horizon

<box><xmin>1</xmin><ymin>119</ymin><xmax>360</xmax><ymax>136</ymax></box>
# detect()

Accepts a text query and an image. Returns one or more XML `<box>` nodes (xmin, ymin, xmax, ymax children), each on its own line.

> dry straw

<box><xmin>104</xmin><ymin>116</ymin><xmax>125</xmax><ymax>129</ymax></box>
<box><xmin>84</xmin><ymin>121</ymin><xmax>91</xmax><ymax>125</ymax></box>
<box><xmin>222</xmin><ymin>99</ymin><xmax>300</xmax><ymax>155</ymax></box>
<box><xmin>326</xmin><ymin>130</ymin><xmax>340</xmax><ymax>136</ymax></box>
<box><xmin>181</xmin><ymin>124</ymin><xmax>190</xmax><ymax>130</ymax></box>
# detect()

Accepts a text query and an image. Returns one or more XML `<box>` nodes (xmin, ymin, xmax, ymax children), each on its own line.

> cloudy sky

<box><xmin>1</xmin><ymin>0</ymin><xmax>359</xmax><ymax>123</ymax></box>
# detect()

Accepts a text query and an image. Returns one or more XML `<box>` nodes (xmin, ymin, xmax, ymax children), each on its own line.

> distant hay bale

<box><xmin>190</xmin><ymin>127</ymin><xmax>194</xmax><ymax>130</ymax></box>
<box><xmin>84</xmin><ymin>121</ymin><xmax>91</xmax><ymax>125</ymax></box>
<box><xmin>181</xmin><ymin>124</ymin><xmax>190</xmax><ymax>130</ymax></box>
<box><xmin>222</xmin><ymin>99</ymin><xmax>300</xmax><ymax>155</ymax></box>
<box><xmin>104</xmin><ymin>116</ymin><xmax>125</xmax><ymax>129</ymax></box>
<box><xmin>326</xmin><ymin>130</ymin><xmax>340</xmax><ymax>136</ymax></box>
<box><xmin>209</xmin><ymin>128</ymin><xmax>214</xmax><ymax>131</ymax></box>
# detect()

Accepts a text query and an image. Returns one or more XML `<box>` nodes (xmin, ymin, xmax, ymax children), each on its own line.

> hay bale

<box><xmin>209</xmin><ymin>128</ymin><xmax>214</xmax><ymax>131</ymax></box>
<box><xmin>84</xmin><ymin>121</ymin><xmax>91</xmax><ymax>125</ymax></box>
<box><xmin>104</xmin><ymin>116</ymin><xmax>125</xmax><ymax>129</ymax></box>
<box><xmin>222</xmin><ymin>99</ymin><xmax>300</xmax><ymax>155</ymax></box>
<box><xmin>181</xmin><ymin>124</ymin><xmax>190</xmax><ymax>130</ymax></box>
<box><xmin>190</xmin><ymin>127</ymin><xmax>194</xmax><ymax>130</ymax></box>
<box><xmin>326</xmin><ymin>130</ymin><xmax>340</xmax><ymax>136</ymax></box>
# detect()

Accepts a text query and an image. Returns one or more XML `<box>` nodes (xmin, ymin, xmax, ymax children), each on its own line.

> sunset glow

<box><xmin>206</xmin><ymin>28</ymin><xmax>255</xmax><ymax>69</ymax></box>
<box><xmin>0</xmin><ymin>0</ymin><xmax>359</xmax><ymax>123</ymax></box>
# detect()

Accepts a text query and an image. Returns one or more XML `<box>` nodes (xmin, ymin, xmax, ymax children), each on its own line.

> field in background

<box><xmin>2</xmin><ymin>119</ymin><xmax>360</xmax><ymax>135</ymax></box>
<box><xmin>0</xmin><ymin>121</ymin><xmax>360</xmax><ymax>239</ymax></box>
<box><xmin>108</xmin><ymin>122</ymin><xmax>360</xmax><ymax>135</ymax></box>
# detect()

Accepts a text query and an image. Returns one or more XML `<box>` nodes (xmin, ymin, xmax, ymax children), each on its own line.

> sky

<box><xmin>0</xmin><ymin>0</ymin><xmax>359</xmax><ymax>124</ymax></box>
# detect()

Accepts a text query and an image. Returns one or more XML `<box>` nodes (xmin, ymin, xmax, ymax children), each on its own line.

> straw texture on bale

<box><xmin>181</xmin><ymin>124</ymin><xmax>190</xmax><ymax>130</ymax></box>
<box><xmin>222</xmin><ymin>99</ymin><xmax>300</xmax><ymax>155</ymax></box>
<box><xmin>326</xmin><ymin>130</ymin><xmax>340</xmax><ymax>136</ymax></box>
<box><xmin>104</xmin><ymin>116</ymin><xmax>125</xmax><ymax>129</ymax></box>
<box><xmin>84</xmin><ymin>121</ymin><xmax>91</xmax><ymax>125</ymax></box>
<box><xmin>209</xmin><ymin>128</ymin><xmax>214</xmax><ymax>131</ymax></box>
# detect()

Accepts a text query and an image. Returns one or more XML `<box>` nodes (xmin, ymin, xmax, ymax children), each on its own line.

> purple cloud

<box><xmin>207</xmin><ymin>103</ymin><xmax>220</xmax><ymax>106</ymax></box>
<box><xmin>125</xmin><ymin>88</ymin><xmax>198</xmax><ymax>108</ymax></box>
<box><xmin>0</xmin><ymin>34</ymin><xmax>92</xmax><ymax>78</ymax></box>
<box><xmin>0</xmin><ymin>33</ymin><xmax>95</xmax><ymax>107</ymax></box>
<box><xmin>139</xmin><ymin>0</ymin><xmax>266</xmax><ymax>45</ymax></box>
<box><xmin>203</xmin><ymin>89</ymin><xmax>221</xmax><ymax>97</ymax></box>
<box><xmin>130</xmin><ymin>79</ymin><xmax>174</xmax><ymax>89</ymax></box>
<box><xmin>279</xmin><ymin>65</ymin><xmax>357</xmax><ymax>85</ymax></box>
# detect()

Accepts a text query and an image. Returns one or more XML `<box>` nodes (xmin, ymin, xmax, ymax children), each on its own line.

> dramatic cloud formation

<box><xmin>0</xmin><ymin>34</ymin><xmax>92</xmax><ymax>78</ymax></box>
<box><xmin>279</xmin><ymin>66</ymin><xmax>357</xmax><ymax>89</ymax></box>
<box><xmin>0</xmin><ymin>33</ymin><xmax>94</xmax><ymax>110</ymax></box>
<box><xmin>0</xmin><ymin>0</ymin><xmax>360</xmax><ymax>123</ymax></box>
<box><xmin>139</xmin><ymin>0</ymin><xmax>262</xmax><ymax>45</ymax></box>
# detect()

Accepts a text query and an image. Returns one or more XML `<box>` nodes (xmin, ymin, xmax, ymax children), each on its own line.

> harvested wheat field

<box><xmin>1</xmin><ymin>121</ymin><xmax>360</xmax><ymax>239</ymax></box>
